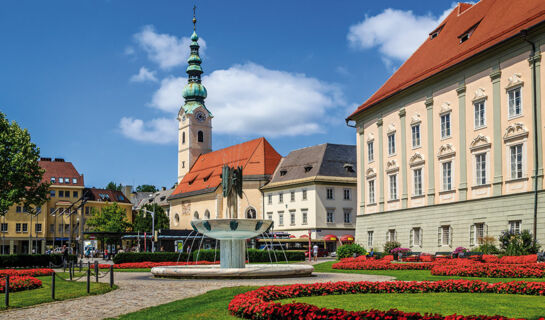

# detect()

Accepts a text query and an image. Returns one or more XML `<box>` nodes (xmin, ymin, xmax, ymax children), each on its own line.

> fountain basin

<box><xmin>151</xmin><ymin>264</ymin><xmax>314</xmax><ymax>279</ymax></box>
<box><xmin>190</xmin><ymin>218</ymin><xmax>273</xmax><ymax>240</ymax></box>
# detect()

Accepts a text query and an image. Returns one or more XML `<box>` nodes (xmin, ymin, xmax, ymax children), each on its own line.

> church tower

<box><xmin>178</xmin><ymin>8</ymin><xmax>213</xmax><ymax>183</ymax></box>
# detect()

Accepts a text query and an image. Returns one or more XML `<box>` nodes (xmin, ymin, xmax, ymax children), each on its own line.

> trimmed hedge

<box><xmin>113</xmin><ymin>249</ymin><xmax>306</xmax><ymax>264</ymax></box>
<box><xmin>112</xmin><ymin>252</ymin><xmax>189</xmax><ymax>264</ymax></box>
<box><xmin>0</xmin><ymin>254</ymin><xmax>76</xmax><ymax>268</ymax></box>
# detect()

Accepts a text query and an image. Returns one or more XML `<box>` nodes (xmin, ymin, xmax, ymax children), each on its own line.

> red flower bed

<box><xmin>229</xmin><ymin>280</ymin><xmax>545</xmax><ymax>320</ymax></box>
<box><xmin>95</xmin><ymin>260</ymin><xmax>218</xmax><ymax>269</ymax></box>
<box><xmin>431</xmin><ymin>263</ymin><xmax>545</xmax><ymax>278</ymax></box>
<box><xmin>0</xmin><ymin>268</ymin><xmax>54</xmax><ymax>278</ymax></box>
<box><xmin>0</xmin><ymin>275</ymin><xmax>42</xmax><ymax>292</ymax></box>
<box><xmin>333</xmin><ymin>258</ymin><xmax>435</xmax><ymax>270</ymax></box>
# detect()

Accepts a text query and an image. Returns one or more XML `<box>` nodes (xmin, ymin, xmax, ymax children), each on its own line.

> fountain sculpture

<box><xmin>151</xmin><ymin>165</ymin><xmax>314</xmax><ymax>278</ymax></box>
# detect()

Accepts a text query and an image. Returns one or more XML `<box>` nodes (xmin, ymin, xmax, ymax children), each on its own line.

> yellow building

<box><xmin>0</xmin><ymin>158</ymin><xmax>133</xmax><ymax>254</ymax></box>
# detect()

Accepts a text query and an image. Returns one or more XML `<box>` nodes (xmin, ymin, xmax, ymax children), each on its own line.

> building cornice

<box><xmin>261</xmin><ymin>176</ymin><xmax>357</xmax><ymax>191</ymax></box>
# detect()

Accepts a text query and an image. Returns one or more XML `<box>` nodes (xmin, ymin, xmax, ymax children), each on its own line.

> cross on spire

<box><xmin>193</xmin><ymin>5</ymin><xmax>197</xmax><ymax>30</ymax></box>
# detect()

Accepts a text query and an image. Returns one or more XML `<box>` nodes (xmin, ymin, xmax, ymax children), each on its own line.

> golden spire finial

<box><xmin>193</xmin><ymin>5</ymin><xmax>197</xmax><ymax>31</ymax></box>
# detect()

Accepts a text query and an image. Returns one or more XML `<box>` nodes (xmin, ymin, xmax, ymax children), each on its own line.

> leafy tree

<box><xmin>136</xmin><ymin>184</ymin><xmax>158</xmax><ymax>193</ymax></box>
<box><xmin>86</xmin><ymin>203</ymin><xmax>131</xmax><ymax>233</ymax></box>
<box><xmin>133</xmin><ymin>203</ymin><xmax>169</xmax><ymax>233</ymax></box>
<box><xmin>105</xmin><ymin>181</ymin><xmax>122</xmax><ymax>191</ymax></box>
<box><xmin>498</xmin><ymin>230</ymin><xmax>540</xmax><ymax>256</ymax></box>
<box><xmin>0</xmin><ymin>111</ymin><xmax>49</xmax><ymax>216</ymax></box>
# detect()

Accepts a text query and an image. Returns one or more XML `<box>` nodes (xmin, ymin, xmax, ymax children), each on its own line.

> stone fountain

<box><xmin>151</xmin><ymin>166</ymin><xmax>314</xmax><ymax>278</ymax></box>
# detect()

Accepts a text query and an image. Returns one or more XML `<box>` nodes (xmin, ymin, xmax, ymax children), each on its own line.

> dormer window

<box><xmin>304</xmin><ymin>166</ymin><xmax>312</xmax><ymax>173</ymax></box>
<box><xmin>459</xmin><ymin>21</ymin><xmax>481</xmax><ymax>44</ymax></box>
<box><xmin>50</xmin><ymin>177</ymin><xmax>56</xmax><ymax>183</ymax></box>
<box><xmin>203</xmin><ymin>172</ymin><xmax>212</xmax><ymax>182</ymax></box>
<box><xmin>429</xmin><ymin>24</ymin><xmax>444</xmax><ymax>40</ymax></box>
<box><xmin>344</xmin><ymin>164</ymin><xmax>355</xmax><ymax>173</ymax></box>
<box><xmin>188</xmin><ymin>176</ymin><xmax>197</xmax><ymax>185</ymax></box>
<box><xmin>280</xmin><ymin>170</ymin><xmax>287</xmax><ymax>176</ymax></box>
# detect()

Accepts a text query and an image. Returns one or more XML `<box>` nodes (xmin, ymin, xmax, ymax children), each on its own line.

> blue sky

<box><xmin>0</xmin><ymin>0</ymin><xmax>460</xmax><ymax>189</ymax></box>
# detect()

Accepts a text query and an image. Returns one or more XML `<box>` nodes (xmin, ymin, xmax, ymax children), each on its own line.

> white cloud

<box><xmin>133</xmin><ymin>25</ymin><xmax>206</xmax><ymax>70</ymax></box>
<box><xmin>130</xmin><ymin>67</ymin><xmax>158</xmax><ymax>83</ymax></box>
<box><xmin>144</xmin><ymin>62</ymin><xmax>344</xmax><ymax>138</ymax></box>
<box><xmin>119</xmin><ymin>117</ymin><xmax>177</xmax><ymax>144</ymax></box>
<box><xmin>347</xmin><ymin>4</ymin><xmax>457</xmax><ymax>63</ymax></box>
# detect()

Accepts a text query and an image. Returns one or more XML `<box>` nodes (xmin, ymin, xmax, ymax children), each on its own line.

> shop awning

<box><xmin>323</xmin><ymin>234</ymin><xmax>337</xmax><ymax>241</ymax></box>
<box><xmin>340</xmin><ymin>235</ymin><xmax>354</xmax><ymax>242</ymax></box>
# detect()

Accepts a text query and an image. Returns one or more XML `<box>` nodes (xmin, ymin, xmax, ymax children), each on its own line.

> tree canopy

<box><xmin>86</xmin><ymin>203</ymin><xmax>131</xmax><ymax>233</ymax></box>
<box><xmin>136</xmin><ymin>184</ymin><xmax>158</xmax><ymax>193</ymax></box>
<box><xmin>133</xmin><ymin>203</ymin><xmax>170</xmax><ymax>233</ymax></box>
<box><xmin>0</xmin><ymin>112</ymin><xmax>49</xmax><ymax>215</ymax></box>
<box><xmin>105</xmin><ymin>181</ymin><xmax>122</xmax><ymax>191</ymax></box>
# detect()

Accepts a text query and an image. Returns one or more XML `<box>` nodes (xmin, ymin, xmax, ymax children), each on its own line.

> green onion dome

<box><xmin>183</xmin><ymin>82</ymin><xmax>207</xmax><ymax>100</ymax></box>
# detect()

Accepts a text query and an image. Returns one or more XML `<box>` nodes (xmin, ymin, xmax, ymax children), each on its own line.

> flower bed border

<box><xmin>229</xmin><ymin>280</ymin><xmax>545</xmax><ymax>320</ymax></box>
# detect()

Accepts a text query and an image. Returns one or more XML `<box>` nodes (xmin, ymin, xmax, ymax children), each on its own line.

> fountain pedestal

<box><xmin>220</xmin><ymin>239</ymin><xmax>245</xmax><ymax>268</ymax></box>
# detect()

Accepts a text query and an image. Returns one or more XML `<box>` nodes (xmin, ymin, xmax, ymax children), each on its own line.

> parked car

<box><xmin>305</xmin><ymin>248</ymin><xmax>329</xmax><ymax>258</ymax></box>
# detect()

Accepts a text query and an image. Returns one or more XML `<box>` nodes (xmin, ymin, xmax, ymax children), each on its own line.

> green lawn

<box><xmin>0</xmin><ymin>274</ymin><xmax>116</xmax><ymax>309</ymax></box>
<box><xmin>313</xmin><ymin>261</ymin><xmax>545</xmax><ymax>283</ymax></box>
<box><xmin>109</xmin><ymin>286</ymin><xmax>255</xmax><ymax>320</ymax></box>
<box><xmin>279</xmin><ymin>292</ymin><xmax>545</xmax><ymax>319</ymax></box>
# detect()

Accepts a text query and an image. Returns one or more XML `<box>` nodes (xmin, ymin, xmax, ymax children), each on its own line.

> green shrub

<box><xmin>474</xmin><ymin>235</ymin><xmax>500</xmax><ymax>254</ymax></box>
<box><xmin>192</xmin><ymin>249</ymin><xmax>218</xmax><ymax>262</ymax></box>
<box><xmin>113</xmin><ymin>252</ymin><xmax>188</xmax><ymax>264</ymax></box>
<box><xmin>383</xmin><ymin>241</ymin><xmax>401</xmax><ymax>255</ymax></box>
<box><xmin>0</xmin><ymin>254</ymin><xmax>76</xmax><ymax>268</ymax></box>
<box><xmin>498</xmin><ymin>230</ymin><xmax>540</xmax><ymax>256</ymax></box>
<box><xmin>336</xmin><ymin>243</ymin><xmax>366</xmax><ymax>259</ymax></box>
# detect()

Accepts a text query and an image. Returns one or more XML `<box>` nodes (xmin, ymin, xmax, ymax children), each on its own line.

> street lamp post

<box><xmin>140</xmin><ymin>208</ymin><xmax>155</xmax><ymax>253</ymax></box>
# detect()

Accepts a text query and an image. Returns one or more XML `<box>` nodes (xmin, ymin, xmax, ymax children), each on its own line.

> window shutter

<box><xmin>394</xmin><ymin>230</ymin><xmax>397</xmax><ymax>242</ymax></box>
<box><xmin>419</xmin><ymin>229</ymin><xmax>423</xmax><ymax>247</ymax></box>
<box><xmin>470</xmin><ymin>224</ymin><xmax>475</xmax><ymax>246</ymax></box>
<box><xmin>485</xmin><ymin>223</ymin><xmax>488</xmax><ymax>236</ymax></box>
<box><xmin>409</xmin><ymin>229</ymin><xmax>413</xmax><ymax>247</ymax></box>
<box><xmin>438</xmin><ymin>227</ymin><xmax>441</xmax><ymax>246</ymax></box>
<box><xmin>449</xmin><ymin>226</ymin><xmax>453</xmax><ymax>246</ymax></box>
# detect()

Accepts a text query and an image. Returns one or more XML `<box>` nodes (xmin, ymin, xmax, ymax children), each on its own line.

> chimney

<box><xmin>40</xmin><ymin>157</ymin><xmax>52</xmax><ymax>162</ymax></box>
<box><xmin>54</xmin><ymin>158</ymin><xmax>65</xmax><ymax>162</ymax></box>
<box><xmin>121</xmin><ymin>185</ymin><xmax>133</xmax><ymax>200</ymax></box>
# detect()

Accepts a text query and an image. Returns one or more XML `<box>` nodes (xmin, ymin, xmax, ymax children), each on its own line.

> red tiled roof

<box><xmin>39</xmin><ymin>158</ymin><xmax>84</xmax><ymax>186</ymax></box>
<box><xmin>171</xmin><ymin>137</ymin><xmax>282</xmax><ymax>197</ymax></box>
<box><xmin>348</xmin><ymin>0</ymin><xmax>545</xmax><ymax>119</ymax></box>
<box><xmin>84</xmin><ymin>188</ymin><xmax>131</xmax><ymax>204</ymax></box>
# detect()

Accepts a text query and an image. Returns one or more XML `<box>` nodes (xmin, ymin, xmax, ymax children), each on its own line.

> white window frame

<box><xmin>326</xmin><ymin>188</ymin><xmax>334</xmax><ymax>200</ymax></box>
<box><xmin>343</xmin><ymin>188</ymin><xmax>351</xmax><ymax>200</ymax></box>
<box><xmin>410</xmin><ymin>227</ymin><xmax>422</xmax><ymax>247</ymax></box>
<box><xmin>509</xmin><ymin>143</ymin><xmax>524</xmax><ymax>179</ymax></box>
<box><xmin>267</xmin><ymin>212</ymin><xmax>273</xmax><ymax>221</ymax></box>
<box><xmin>290</xmin><ymin>191</ymin><xmax>295</xmax><ymax>202</ymax></box>
<box><xmin>268</xmin><ymin>194</ymin><xmax>272</xmax><ymax>205</ymax></box>
<box><xmin>474</xmin><ymin>100</ymin><xmax>486</xmax><ymax>129</ymax></box>
<box><xmin>470</xmin><ymin>223</ymin><xmax>487</xmax><ymax>246</ymax></box>
<box><xmin>367</xmin><ymin>231</ymin><xmax>374</xmax><ymax>247</ymax></box>
<box><xmin>278</xmin><ymin>192</ymin><xmax>283</xmax><ymax>203</ymax></box>
<box><xmin>411</xmin><ymin>124</ymin><xmax>421</xmax><ymax>148</ymax></box>
<box><xmin>302</xmin><ymin>189</ymin><xmax>307</xmax><ymax>200</ymax></box>
<box><xmin>389</xmin><ymin>174</ymin><xmax>398</xmax><ymax>200</ymax></box>
<box><xmin>413</xmin><ymin>168</ymin><xmax>423</xmax><ymax>196</ymax></box>
<box><xmin>440</xmin><ymin>113</ymin><xmax>451</xmax><ymax>139</ymax></box>
<box><xmin>509</xmin><ymin>220</ymin><xmax>521</xmax><ymax>234</ymax></box>
<box><xmin>438</xmin><ymin>225</ymin><xmax>452</xmax><ymax>247</ymax></box>
<box><xmin>475</xmin><ymin>152</ymin><xmax>488</xmax><ymax>185</ymax></box>
<box><xmin>507</xmin><ymin>86</ymin><xmax>523</xmax><ymax>119</ymax></box>
<box><xmin>343</xmin><ymin>208</ymin><xmax>351</xmax><ymax>224</ymax></box>
<box><xmin>388</xmin><ymin>133</ymin><xmax>396</xmax><ymax>155</ymax></box>
<box><xmin>289</xmin><ymin>210</ymin><xmax>296</xmax><ymax>225</ymax></box>
<box><xmin>387</xmin><ymin>229</ymin><xmax>397</xmax><ymax>242</ymax></box>
<box><xmin>326</xmin><ymin>210</ymin><xmax>334</xmax><ymax>223</ymax></box>
<box><xmin>278</xmin><ymin>211</ymin><xmax>284</xmax><ymax>226</ymax></box>
<box><xmin>367</xmin><ymin>141</ymin><xmax>374</xmax><ymax>162</ymax></box>
<box><xmin>301</xmin><ymin>209</ymin><xmax>308</xmax><ymax>225</ymax></box>
<box><xmin>441</xmin><ymin>160</ymin><xmax>453</xmax><ymax>191</ymax></box>
<box><xmin>368</xmin><ymin>180</ymin><xmax>376</xmax><ymax>204</ymax></box>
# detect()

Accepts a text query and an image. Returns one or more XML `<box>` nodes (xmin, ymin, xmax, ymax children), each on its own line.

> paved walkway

<box><xmin>1</xmin><ymin>267</ymin><xmax>394</xmax><ymax>320</ymax></box>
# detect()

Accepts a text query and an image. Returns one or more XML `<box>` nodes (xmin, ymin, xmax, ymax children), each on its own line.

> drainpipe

<box><xmin>521</xmin><ymin>29</ymin><xmax>539</xmax><ymax>244</ymax></box>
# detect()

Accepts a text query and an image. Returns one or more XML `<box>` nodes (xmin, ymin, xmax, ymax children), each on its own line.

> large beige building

<box><xmin>262</xmin><ymin>144</ymin><xmax>357</xmax><ymax>243</ymax></box>
<box><xmin>347</xmin><ymin>0</ymin><xmax>545</xmax><ymax>252</ymax></box>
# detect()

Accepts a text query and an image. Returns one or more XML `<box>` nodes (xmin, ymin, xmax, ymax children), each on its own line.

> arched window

<box><xmin>198</xmin><ymin>131</ymin><xmax>204</xmax><ymax>143</ymax></box>
<box><xmin>174</xmin><ymin>213</ymin><xmax>180</xmax><ymax>226</ymax></box>
<box><xmin>204</xmin><ymin>210</ymin><xmax>210</xmax><ymax>219</ymax></box>
<box><xmin>193</xmin><ymin>211</ymin><xmax>199</xmax><ymax>219</ymax></box>
<box><xmin>246</xmin><ymin>207</ymin><xmax>257</xmax><ymax>219</ymax></box>
<box><xmin>182</xmin><ymin>132</ymin><xmax>186</xmax><ymax>144</ymax></box>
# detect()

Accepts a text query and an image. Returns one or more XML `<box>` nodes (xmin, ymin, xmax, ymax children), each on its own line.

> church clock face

<box><xmin>195</xmin><ymin>111</ymin><xmax>206</xmax><ymax>123</ymax></box>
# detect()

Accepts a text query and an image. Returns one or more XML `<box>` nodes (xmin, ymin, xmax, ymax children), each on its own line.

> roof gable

<box><xmin>349</xmin><ymin>0</ymin><xmax>545</xmax><ymax>119</ymax></box>
<box><xmin>39</xmin><ymin>158</ymin><xmax>84</xmax><ymax>186</ymax></box>
<box><xmin>171</xmin><ymin>137</ymin><xmax>281</xmax><ymax>197</ymax></box>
